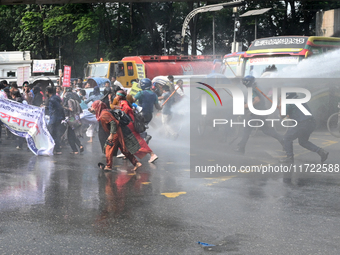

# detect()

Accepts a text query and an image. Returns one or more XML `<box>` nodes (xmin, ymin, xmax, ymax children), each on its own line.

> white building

<box><xmin>0</xmin><ymin>51</ymin><xmax>32</xmax><ymax>85</ymax></box>
<box><xmin>316</xmin><ymin>9</ymin><xmax>340</xmax><ymax>37</ymax></box>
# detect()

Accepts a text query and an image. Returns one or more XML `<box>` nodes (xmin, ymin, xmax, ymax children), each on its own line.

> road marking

<box><xmin>161</xmin><ymin>192</ymin><xmax>186</xmax><ymax>198</ymax></box>
<box><xmin>321</xmin><ymin>140</ymin><xmax>338</xmax><ymax>146</ymax></box>
<box><xmin>141</xmin><ymin>182</ymin><xmax>150</xmax><ymax>185</ymax></box>
<box><xmin>204</xmin><ymin>176</ymin><xmax>236</xmax><ymax>186</ymax></box>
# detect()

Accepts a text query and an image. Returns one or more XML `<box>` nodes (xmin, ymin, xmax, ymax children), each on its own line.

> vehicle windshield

<box><xmin>89</xmin><ymin>63</ymin><xmax>109</xmax><ymax>78</ymax></box>
<box><xmin>244</xmin><ymin>55</ymin><xmax>303</xmax><ymax>77</ymax></box>
<box><xmin>222</xmin><ymin>56</ymin><xmax>243</xmax><ymax>78</ymax></box>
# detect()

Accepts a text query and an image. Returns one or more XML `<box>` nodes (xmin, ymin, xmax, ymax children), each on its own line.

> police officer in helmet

<box><xmin>235</xmin><ymin>75</ymin><xmax>284</xmax><ymax>154</ymax></box>
<box><xmin>280</xmin><ymin>92</ymin><xmax>329</xmax><ymax>163</ymax></box>
<box><xmin>133</xmin><ymin>78</ymin><xmax>162</xmax><ymax>144</ymax></box>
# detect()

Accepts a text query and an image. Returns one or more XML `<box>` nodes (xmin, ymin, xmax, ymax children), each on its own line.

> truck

<box><xmin>0</xmin><ymin>51</ymin><xmax>59</xmax><ymax>87</ymax></box>
<box><xmin>84</xmin><ymin>55</ymin><xmax>221</xmax><ymax>88</ymax></box>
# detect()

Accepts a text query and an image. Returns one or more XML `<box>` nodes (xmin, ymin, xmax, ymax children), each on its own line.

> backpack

<box><xmin>133</xmin><ymin>110</ymin><xmax>146</xmax><ymax>133</ymax></box>
<box><xmin>110</xmin><ymin>109</ymin><xmax>132</xmax><ymax>126</ymax></box>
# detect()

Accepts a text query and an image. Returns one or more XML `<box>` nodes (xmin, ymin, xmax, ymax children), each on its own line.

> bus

<box><xmin>243</xmin><ymin>36</ymin><xmax>340</xmax><ymax>77</ymax></box>
<box><xmin>222</xmin><ymin>36</ymin><xmax>340</xmax><ymax>127</ymax></box>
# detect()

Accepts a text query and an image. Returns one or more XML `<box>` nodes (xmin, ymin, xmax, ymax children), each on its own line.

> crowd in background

<box><xmin>0</xmin><ymin>75</ymin><xmax>185</xmax><ymax>170</ymax></box>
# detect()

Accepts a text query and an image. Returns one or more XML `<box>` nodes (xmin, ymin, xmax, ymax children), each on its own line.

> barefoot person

<box><xmin>90</xmin><ymin>100</ymin><xmax>142</xmax><ymax>171</ymax></box>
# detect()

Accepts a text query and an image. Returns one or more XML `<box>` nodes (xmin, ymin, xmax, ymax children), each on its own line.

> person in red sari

<box><xmin>90</xmin><ymin>100</ymin><xmax>142</xmax><ymax>171</ymax></box>
<box><xmin>114</xmin><ymin>90</ymin><xmax>158</xmax><ymax>163</ymax></box>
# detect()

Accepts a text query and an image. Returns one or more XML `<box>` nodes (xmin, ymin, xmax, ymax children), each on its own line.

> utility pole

<box><xmin>232</xmin><ymin>7</ymin><xmax>241</xmax><ymax>53</ymax></box>
<box><xmin>58</xmin><ymin>38</ymin><xmax>62</xmax><ymax>85</ymax></box>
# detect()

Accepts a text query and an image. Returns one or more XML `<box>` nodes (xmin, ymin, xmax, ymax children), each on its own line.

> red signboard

<box><xmin>62</xmin><ymin>66</ymin><xmax>71</xmax><ymax>87</ymax></box>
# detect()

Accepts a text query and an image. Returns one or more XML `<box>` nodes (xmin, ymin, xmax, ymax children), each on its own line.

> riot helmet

<box><xmin>140</xmin><ymin>78</ymin><xmax>152</xmax><ymax>90</ymax></box>
<box><xmin>242</xmin><ymin>75</ymin><xmax>256</xmax><ymax>87</ymax></box>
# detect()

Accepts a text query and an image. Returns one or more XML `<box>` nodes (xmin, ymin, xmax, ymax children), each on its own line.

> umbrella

<box><xmin>87</xmin><ymin>77</ymin><xmax>110</xmax><ymax>88</ymax></box>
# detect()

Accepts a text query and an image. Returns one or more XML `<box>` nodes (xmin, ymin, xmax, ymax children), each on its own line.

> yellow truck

<box><xmin>84</xmin><ymin>55</ymin><xmax>219</xmax><ymax>88</ymax></box>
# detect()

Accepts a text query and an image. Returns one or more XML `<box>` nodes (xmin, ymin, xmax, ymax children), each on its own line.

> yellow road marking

<box><xmin>161</xmin><ymin>192</ymin><xmax>187</xmax><ymax>198</ymax></box>
<box><xmin>204</xmin><ymin>176</ymin><xmax>236</xmax><ymax>186</ymax></box>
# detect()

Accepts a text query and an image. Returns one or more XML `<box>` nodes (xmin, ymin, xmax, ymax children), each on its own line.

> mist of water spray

<box><xmin>278</xmin><ymin>49</ymin><xmax>340</xmax><ymax>78</ymax></box>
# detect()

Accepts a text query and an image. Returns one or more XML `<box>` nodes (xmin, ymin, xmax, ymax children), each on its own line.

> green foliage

<box><xmin>73</xmin><ymin>14</ymin><xmax>99</xmax><ymax>43</ymax></box>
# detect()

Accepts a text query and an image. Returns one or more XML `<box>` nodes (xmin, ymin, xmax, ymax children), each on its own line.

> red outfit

<box><xmin>92</xmin><ymin>100</ymin><xmax>138</xmax><ymax>168</ymax></box>
<box><xmin>119</xmin><ymin>100</ymin><xmax>152</xmax><ymax>159</ymax></box>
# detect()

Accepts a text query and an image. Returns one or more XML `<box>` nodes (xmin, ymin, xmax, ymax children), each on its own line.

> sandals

<box><xmin>98</xmin><ymin>163</ymin><xmax>112</xmax><ymax>171</ymax></box>
<box><xmin>79</xmin><ymin>145</ymin><xmax>84</xmax><ymax>153</ymax></box>
<box><xmin>70</xmin><ymin>151</ymin><xmax>79</xmax><ymax>154</ymax></box>
<box><xmin>104</xmin><ymin>166</ymin><xmax>112</xmax><ymax>171</ymax></box>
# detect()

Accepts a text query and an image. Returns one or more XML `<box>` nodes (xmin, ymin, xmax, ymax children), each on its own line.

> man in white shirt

<box><xmin>111</xmin><ymin>76</ymin><xmax>124</xmax><ymax>90</ymax></box>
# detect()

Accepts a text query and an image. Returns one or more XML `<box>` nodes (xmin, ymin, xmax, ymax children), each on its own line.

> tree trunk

<box><xmin>282</xmin><ymin>1</ymin><xmax>288</xmax><ymax>35</ymax></box>
<box><xmin>130</xmin><ymin>3</ymin><xmax>134</xmax><ymax>38</ymax></box>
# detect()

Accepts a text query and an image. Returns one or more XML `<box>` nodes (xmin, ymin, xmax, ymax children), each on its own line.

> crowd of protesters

<box><xmin>0</xmin><ymin>75</ymin><xmax>184</xmax><ymax>171</ymax></box>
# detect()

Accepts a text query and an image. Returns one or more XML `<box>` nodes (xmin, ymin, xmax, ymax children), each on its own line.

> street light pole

<box><xmin>180</xmin><ymin>0</ymin><xmax>245</xmax><ymax>55</ymax></box>
<box><xmin>239</xmin><ymin>8</ymin><xmax>271</xmax><ymax>41</ymax></box>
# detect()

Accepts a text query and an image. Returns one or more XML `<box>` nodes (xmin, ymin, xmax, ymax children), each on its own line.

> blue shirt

<box><xmin>135</xmin><ymin>90</ymin><xmax>159</xmax><ymax>114</ymax></box>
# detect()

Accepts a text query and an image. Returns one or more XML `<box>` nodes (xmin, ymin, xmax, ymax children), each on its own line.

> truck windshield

<box><xmin>89</xmin><ymin>63</ymin><xmax>109</xmax><ymax>78</ymax></box>
<box><xmin>244</xmin><ymin>55</ymin><xmax>303</xmax><ymax>77</ymax></box>
<box><xmin>222</xmin><ymin>56</ymin><xmax>242</xmax><ymax>78</ymax></box>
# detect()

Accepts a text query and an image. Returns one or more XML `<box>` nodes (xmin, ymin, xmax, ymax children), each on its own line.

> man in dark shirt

<box><xmin>47</xmin><ymin>86</ymin><xmax>65</xmax><ymax>155</ymax></box>
<box><xmin>280</xmin><ymin>92</ymin><xmax>328</xmax><ymax>163</ymax></box>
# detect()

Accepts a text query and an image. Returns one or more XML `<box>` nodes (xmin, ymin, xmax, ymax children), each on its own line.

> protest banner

<box><xmin>62</xmin><ymin>65</ymin><xmax>71</xmax><ymax>87</ymax></box>
<box><xmin>0</xmin><ymin>98</ymin><xmax>55</xmax><ymax>156</ymax></box>
<box><xmin>17</xmin><ymin>66</ymin><xmax>31</xmax><ymax>87</ymax></box>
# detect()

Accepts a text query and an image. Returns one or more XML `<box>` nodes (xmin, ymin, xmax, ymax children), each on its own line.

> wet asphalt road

<box><xmin>1</xmin><ymin>124</ymin><xmax>340</xmax><ymax>255</ymax></box>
